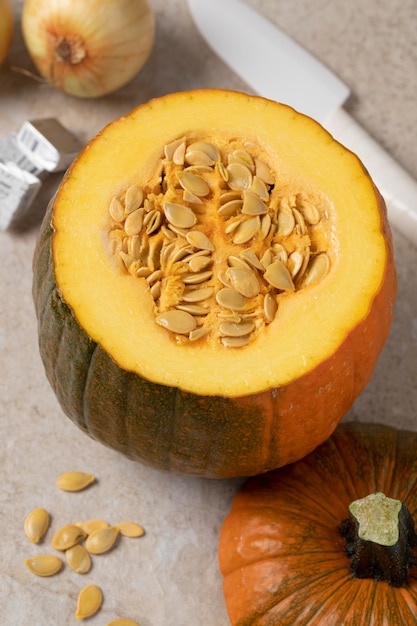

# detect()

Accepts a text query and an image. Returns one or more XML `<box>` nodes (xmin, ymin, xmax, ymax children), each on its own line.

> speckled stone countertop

<box><xmin>1</xmin><ymin>1</ymin><xmax>416</xmax><ymax>625</ymax></box>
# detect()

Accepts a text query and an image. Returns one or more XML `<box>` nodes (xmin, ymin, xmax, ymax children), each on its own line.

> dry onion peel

<box><xmin>21</xmin><ymin>0</ymin><xmax>155</xmax><ymax>98</ymax></box>
<box><xmin>0</xmin><ymin>0</ymin><xmax>13</xmax><ymax>65</ymax></box>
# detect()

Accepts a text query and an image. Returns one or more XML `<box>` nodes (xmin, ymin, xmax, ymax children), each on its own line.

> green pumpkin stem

<box><xmin>339</xmin><ymin>492</ymin><xmax>417</xmax><ymax>587</ymax></box>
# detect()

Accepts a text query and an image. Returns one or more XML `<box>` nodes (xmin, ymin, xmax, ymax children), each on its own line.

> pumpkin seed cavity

<box><xmin>107</xmin><ymin>136</ymin><xmax>332</xmax><ymax>346</ymax></box>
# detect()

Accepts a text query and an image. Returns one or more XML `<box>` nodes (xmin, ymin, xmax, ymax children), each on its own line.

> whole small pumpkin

<box><xmin>32</xmin><ymin>90</ymin><xmax>396</xmax><ymax>478</ymax></box>
<box><xmin>218</xmin><ymin>421</ymin><xmax>417</xmax><ymax>625</ymax></box>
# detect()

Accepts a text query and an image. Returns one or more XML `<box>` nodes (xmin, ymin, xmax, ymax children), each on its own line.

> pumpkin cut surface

<box><xmin>218</xmin><ymin>422</ymin><xmax>417</xmax><ymax>625</ymax></box>
<box><xmin>32</xmin><ymin>89</ymin><xmax>396</xmax><ymax>477</ymax></box>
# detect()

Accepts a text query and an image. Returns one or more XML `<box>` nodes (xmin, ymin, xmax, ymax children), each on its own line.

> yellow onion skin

<box><xmin>21</xmin><ymin>0</ymin><xmax>155</xmax><ymax>98</ymax></box>
<box><xmin>0</xmin><ymin>0</ymin><xmax>13</xmax><ymax>65</ymax></box>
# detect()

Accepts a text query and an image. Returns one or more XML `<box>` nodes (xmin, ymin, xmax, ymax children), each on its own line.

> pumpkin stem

<box><xmin>340</xmin><ymin>492</ymin><xmax>417</xmax><ymax>587</ymax></box>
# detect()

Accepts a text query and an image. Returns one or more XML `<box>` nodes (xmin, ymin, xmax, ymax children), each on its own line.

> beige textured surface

<box><xmin>1</xmin><ymin>1</ymin><xmax>416</xmax><ymax>624</ymax></box>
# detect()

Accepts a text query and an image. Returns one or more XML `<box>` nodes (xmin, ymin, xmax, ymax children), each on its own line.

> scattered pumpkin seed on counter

<box><xmin>56</xmin><ymin>471</ymin><xmax>96</xmax><ymax>492</ymax></box>
<box><xmin>23</xmin><ymin>472</ymin><xmax>145</xmax><ymax>624</ymax></box>
<box><xmin>75</xmin><ymin>583</ymin><xmax>103</xmax><ymax>620</ymax></box>
<box><xmin>65</xmin><ymin>544</ymin><xmax>92</xmax><ymax>574</ymax></box>
<box><xmin>75</xmin><ymin>518</ymin><xmax>110</xmax><ymax>534</ymax></box>
<box><xmin>24</xmin><ymin>507</ymin><xmax>50</xmax><ymax>543</ymax></box>
<box><xmin>115</xmin><ymin>521</ymin><xmax>145</xmax><ymax>538</ymax></box>
<box><xmin>51</xmin><ymin>524</ymin><xmax>87</xmax><ymax>551</ymax></box>
<box><xmin>85</xmin><ymin>526</ymin><xmax>120</xmax><ymax>554</ymax></box>
<box><xmin>24</xmin><ymin>554</ymin><xmax>63</xmax><ymax>577</ymax></box>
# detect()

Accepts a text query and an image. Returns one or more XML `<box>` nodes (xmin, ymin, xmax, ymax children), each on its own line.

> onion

<box><xmin>21</xmin><ymin>0</ymin><xmax>155</xmax><ymax>98</ymax></box>
<box><xmin>0</xmin><ymin>0</ymin><xmax>13</xmax><ymax>65</ymax></box>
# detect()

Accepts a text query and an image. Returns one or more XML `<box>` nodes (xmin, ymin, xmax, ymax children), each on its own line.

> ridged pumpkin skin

<box><xmin>32</xmin><ymin>90</ymin><xmax>396</xmax><ymax>478</ymax></box>
<box><xmin>219</xmin><ymin>422</ymin><xmax>417</xmax><ymax>625</ymax></box>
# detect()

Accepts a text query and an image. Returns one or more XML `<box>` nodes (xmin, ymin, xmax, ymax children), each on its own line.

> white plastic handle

<box><xmin>325</xmin><ymin>107</ymin><xmax>417</xmax><ymax>246</ymax></box>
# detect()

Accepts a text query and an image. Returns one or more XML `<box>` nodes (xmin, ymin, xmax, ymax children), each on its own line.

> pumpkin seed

<box><xmin>136</xmin><ymin>266</ymin><xmax>152</xmax><ymax>278</ymax></box>
<box><xmin>161</xmin><ymin>225</ymin><xmax>177</xmax><ymax>241</ymax></box>
<box><xmin>216</xmin><ymin>161</ymin><xmax>229</xmax><ymax>181</ymax></box>
<box><xmin>169</xmin><ymin>243</ymin><xmax>194</xmax><ymax>264</ymax></box>
<box><xmin>218</xmin><ymin>271</ymin><xmax>232</xmax><ymax>288</ymax></box>
<box><xmin>293</xmin><ymin>206</ymin><xmax>307</xmax><ymax>235</ymax></box>
<box><xmin>219</xmin><ymin>320</ymin><xmax>256</xmax><ymax>337</ymax></box>
<box><xmin>146</xmin><ymin>269</ymin><xmax>163</xmax><ymax>285</ymax></box>
<box><xmin>178</xmin><ymin>171</ymin><xmax>210</xmax><ymax>197</ymax></box>
<box><xmin>240</xmin><ymin>249</ymin><xmax>264</xmax><ymax>271</ymax></box>
<box><xmin>232</xmin><ymin>216</ymin><xmax>260</xmax><ymax>244</ymax></box>
<box><xmin>302</xmin><ymin>253</ymin><xmax>330</xmax><ymax>286</ymax></box>
<box><xmin>185</xmin><ymin>230</ymin><xmax>214</xmax><ymax>251</ymax></box>
<box><xmin>228</xmin><ymin>149</ymin><xmax>255</xmax><ymax>171</ymax></box>
<box><xmin>124</xmin><ymin>208</ymin><xmax>144</xmax><ymax>236</ymax></box>
<box><xmin>182</xmin><ymin>286</ymin><xmax>214</xmax><ymax>302</ymax></box>
<box><xmin>188</xmin><ymin>254</ymin><xmax>212</xmax><ymax>273</ymax></box>
<box><xmin>164</xmin><ymin>138</ymin><xmax>185</xmax><ymax>161</ymax></box>
<box><xmin>56</xmin><ymin>471</ymin><xmax>95</xmax><ymax>492</ymax></box>
<box><xmin>183</xmin><ymin>189</ymin><xmax>203</xmax><ymax>204</ymax></box>
<box><xmin>24</xmin><ymin>508</ymin><xmax>50</xmax><ymax>544</ymax></box>
<box><xmin>241</xmin><ymin>190</ymin><xmax>268</xmax><ymax>215</ymax></box>
<box><xmin>226</xmin><ymin>267</ymin><xmax>260</xmax><ymax>298</ymax></box>
<box><xmin>264</xmin><ymin>292</ymin><xmax>278</xmax><ymax>322</ymax></box>
<box><xmin>271</xmin><ymin>243</ymin><xmax>288</xmax><ymax>264</ymax></box>
<box><xmin>225</xmin><ymin>216</ymin><xmax>245</xmax><ymax>235</ymax></box>
<box><xmin>125</xmin><ymin>185</ymin><xmax>143</xmax><ymax>214</ymax></box>
<box><xmin>85</xmin><ymin>526</ymin><xmax>120</xmax><ymax>555</ymax></box>
<box><xmin>25</xmin><ymin>554</ymin><xmax>63</xmax><ymax>577</ymax></box>
<box><xmin>66</xmin><ymin>544</ymin><xmax>92</xmax><ymax>574</ymax></box>
<box><xmin>255</xmin><ymin>158</ymin><xmax>274</xmax><ymax>184</ymax></box>
<box><xmin>176</xmin><ymin>303</ymin><xmax>209</xmax><ymax>315</ymax></box>
<box><xmin>218</xmin><ymin>199</ymin><xmax>243</xmax><ymax>218</ymax></box>
<box><xmin>145</xmin><ymin>210</ymin><xmax>162</xmax><ymax>235</ymax></box>
<box><xmin>264</xmin><ymin>260</ymin><xmax>295</xmax><ymax>291</ymax></box>
<box><xmin>172</xmin><ymin>141</ymin><xmax>186</xmax><ymax>165</ymax></box>
<box><xmin>156</xmin><ymin>309</ymin><xmax>197</xmax><ymax>334</ymax></box>
<box><xmin>288</xmin><ymin>250</ymin><xmax>304</xmax><ymax>277</ymax></box>
<box><xmin>75</xmin><ymin>584</ymin><xmax>103</xmax><ymax>620</ymax></box>
<box><xmin>115</xmin><ymin>521</ymin><xmax>145</xmax><ymax>538</ymax></box>
<box><xmin>51</xmin><ymin>524</ymin><xmax>87</xmax><ymax>551</ymax></box>
<box><xmin>226</xmin><ymin>162</ymin><xmax>253</xmax><ymax>190</ymax></box>
<box><xmin>298</xmin><ymin>198</ymin><xmax>320</xmax><ymax>225</ymax></box>
<box><xmin>277</xmin><ymin>207</ymin><xmax>295</xmax><ymax>236</ymax></box>
<box><xmin>182</xmin><ymin>270</ymin><xmax>213</xmax><ymax>285</ymax></box>
<box><xmin>185</xmin><ymin>141</ymin><xmax>220</xmax><ymax>165</ymax></box>
<box><xmin>109</xmin><ymin>197</ymin><xmax>125</xmax><ymax>223</ymax></box>
<box><xmin>220</xmin><ymin>190</ymin><xmax>242</xmax><ymax>204</ymax></box>
<box><xmin>227</xmin><ymin>255</ymin><xmax>252</xmax><ymax>270</ymax></box>
<box><xmin>75</xmin><ymin>519</ymin><xmax>110</xmax><ymax>535</ymax></box>
<box><xmin>150</xmin><ymin>280</ymin><xmax>162</xmax><ymax>300</ymax></box>
<box><xmin>189</xmin><ymin>327</ymin><xmax>211</xmax><ymax>341</ymax></box>
<box><xmin>221</xmin><ymin>335</ymin><xmax>251</xmax><ymax>348</ymax></box>
<box><xmin>260</xmin><ymin>213</ymin><xmax>272</xmax><ymax>240</ymax></box>
<box><xmin>251</xmin><ymin>176</ymin><xmax>269</xmax><ymax>201</ymax></box>
<box><xmin>164</xmin><ymin>202</ymin><xmax>197</xmax><ymax>229</ymax></box>
<box><xmin>216</xmin><ymin>288</ymin><xmax>246</xmax><ymax>311</ymax></box>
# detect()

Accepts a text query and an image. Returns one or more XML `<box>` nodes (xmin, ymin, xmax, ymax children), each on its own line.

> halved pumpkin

<box><xmin>32</xmin><ymin>89</ymin><xmax>396</xmax><ymax>478</ymax></box>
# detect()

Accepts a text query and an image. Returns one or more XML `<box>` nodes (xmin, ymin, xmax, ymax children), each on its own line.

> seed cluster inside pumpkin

<box><xmin>107</xmin><ymin>136</ymin><xmax>333</xmax><ymax>347</ymax></box>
